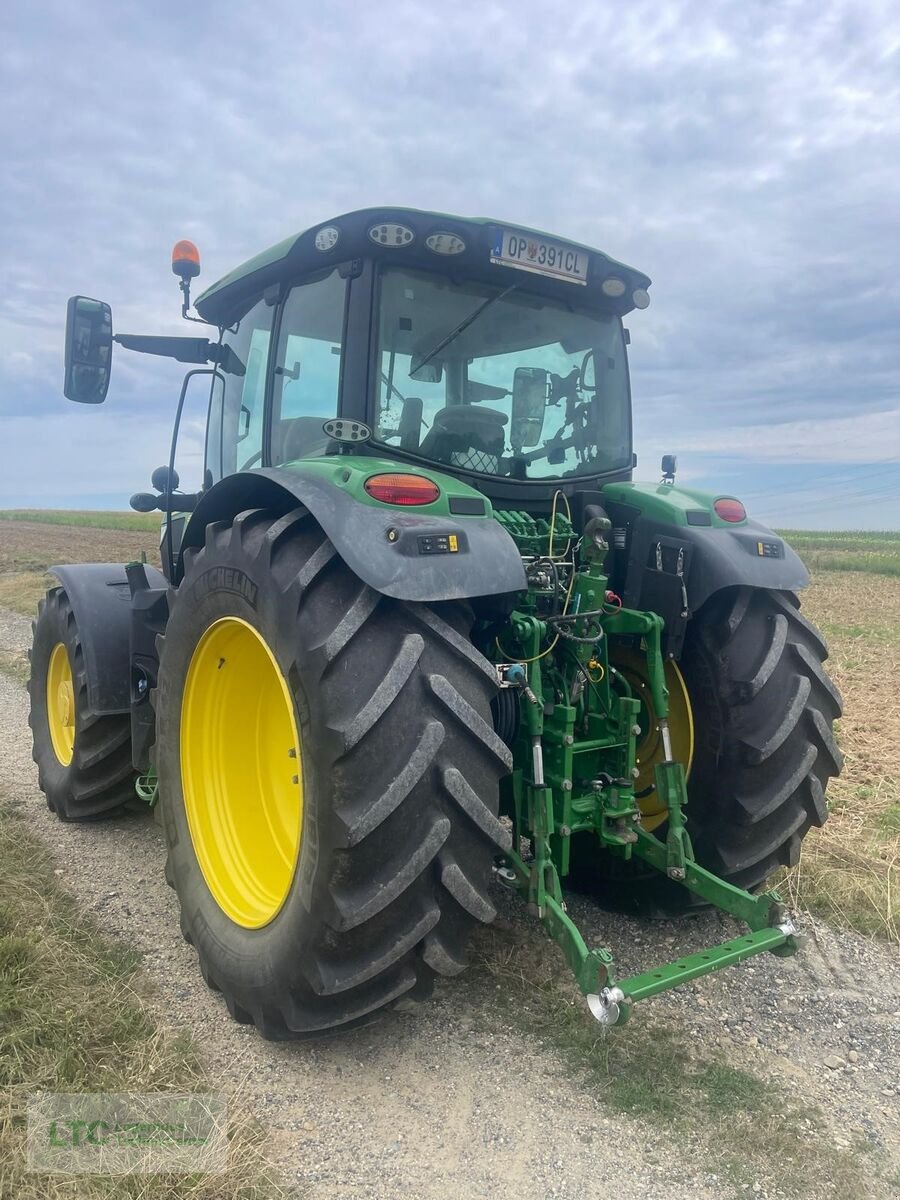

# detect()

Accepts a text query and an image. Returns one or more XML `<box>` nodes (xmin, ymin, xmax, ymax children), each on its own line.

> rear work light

<box><xmin>714</xmin><ymin>497</ymin><xmax>747</xmax><ymax>523</ymax></box>
<box><xmin>364</xmin><ymin>473</ymin><xmax>440</xmax><ymax>506</ymax></box>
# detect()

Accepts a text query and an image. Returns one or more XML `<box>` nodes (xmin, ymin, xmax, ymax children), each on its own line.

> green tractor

<box><xmin>30</xmin><ymin>209</ymin><xmax>841</xmax><ymax>1034</ymax></box>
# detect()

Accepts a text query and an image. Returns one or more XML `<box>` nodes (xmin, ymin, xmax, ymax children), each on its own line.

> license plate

<box><xmin>490</xmin><ymin>229</ymin><xmax>588</xmax><ymax>285</ymax></box>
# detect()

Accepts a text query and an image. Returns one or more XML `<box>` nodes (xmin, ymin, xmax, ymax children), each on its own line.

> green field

<box><xmin>0</xmin><ymin>509</ymin><xmax>161</xmax><ymax>532</ymax></box>
<box><xmin>1</xmin><ymin>512</ymin><xmax>898</xmax><ymax>567</ymax></box>
<box><xmin>775</xmin><ymin>529</ymin><xmax>900</xmax><ymax>577</ymax></box>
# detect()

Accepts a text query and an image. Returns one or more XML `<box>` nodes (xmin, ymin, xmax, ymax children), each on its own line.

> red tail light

<box><xmin>714</xmin><ymin>497</ymin><xmax>747</xmax><ymax>523</ymax></box>
<box><xmin>364</xmin><ymin>473</ymin><xmax>440</xmax><ymax>506</ymax></box>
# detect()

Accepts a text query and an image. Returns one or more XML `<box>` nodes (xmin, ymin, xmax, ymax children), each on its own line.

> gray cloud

<box><xmin>1</xmin><ymin>0</ymin><xmax>898</xmax><ymax>526</ymax></box>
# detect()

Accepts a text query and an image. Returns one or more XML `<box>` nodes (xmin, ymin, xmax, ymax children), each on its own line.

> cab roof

<box><xmin>194</xmin><ymin>206</ymin><xmax>652</xmax><ymax>327</ymax></box>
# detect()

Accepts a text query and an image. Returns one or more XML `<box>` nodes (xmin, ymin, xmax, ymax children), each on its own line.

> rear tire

<box><xmin>155</xmin><ymin>508</ymin><xmax>512</xmax><ymax>1039</ymax></box>
<box><xmin>681</xmin><ymin>587</ymin><xmax>842</xmax><ymax>887</ymax></box>
<box><xmin>570</xmin><ymin>587</ymin><xmax>842</xmax><ymax>912</ymax></box>
<box><xmin>28</xmin><ymin>587</ymin><xmax>136</xmax><ymax>821</ymax></box>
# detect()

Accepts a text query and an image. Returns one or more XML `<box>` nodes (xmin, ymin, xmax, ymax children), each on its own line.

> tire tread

<box><xmin>158</xmin><ymin>508</ymin><xmax>509</xmax><ymax>1038</ymax></box>
<box><xmin>28</xmin><ymin>587</ymin><xmax>135</xmax><ymax>821</ymax></box>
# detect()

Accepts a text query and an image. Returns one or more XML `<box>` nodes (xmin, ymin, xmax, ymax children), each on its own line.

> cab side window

<box><xmin>271</xmin><ymin>269</ymin><xmax>347</xmax><ymax>464</ymax></box>
<box><xmin>207</xmin><ymin>296</ymin><xmax>274</xmax><ymax>480</ymax></box>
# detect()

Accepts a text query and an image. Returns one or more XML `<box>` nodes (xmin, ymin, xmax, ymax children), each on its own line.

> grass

<box><xmin>0</xmin><ymin>575</ymin><xmax>47</xmax><ymax>618</ymax></box>
<box><xmin>0</xmin><ymin>790</ymin><xmax>285</xmax><ymax>1200</ymax></box>
<box><xmin>778</xmin><ymin>529</ymin><xmax>900</xmax><ymax>578</ymax></box>
<box><xmin>472</xmin><ymin>921</ymin><xmax>883</xmax><ymax>1199</ymax></box>
<box><xmin>0</xmin><ymin>510</ymin><xmax>161</xmax><ymax>532</ymax></box>
<box><xmin>781</xmin><ymin>567</ymin><xmax>900</xmax><ymax>943</ymax></box>
<box><xmin>0</xmin><ymin>648</ymin><xmax>29</xmax><ymax>686</ymax></box>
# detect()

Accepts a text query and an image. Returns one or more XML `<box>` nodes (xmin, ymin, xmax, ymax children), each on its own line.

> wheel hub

<box><xmin>180</xmin><ymin>616</ymin><xmax>303</xmax><ymax>929</ymax></box>
<box><xmin>46</xmin><ymin>642</ymin><xmax>75</xmax><ymax>766</ymax></box>
<box><xmin>610</xmin><ymin>645</ymin><xmax>694</xmax><ymax>831</ymax></box>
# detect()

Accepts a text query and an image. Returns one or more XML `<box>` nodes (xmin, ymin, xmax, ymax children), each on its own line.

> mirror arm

<box><xmin>112</xmin><ymin>335</ymin><xmax>245</xmax><ymax>375</ymax></box>
<box><xmin>113</xmin><ymin>334</ymin><xmax>210</xmax><ymax>363</ymax></box>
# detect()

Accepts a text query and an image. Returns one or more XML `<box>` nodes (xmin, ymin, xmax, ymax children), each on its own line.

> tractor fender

<box><xmin>47</xmin><ymin>563</ymin><xmax>167</xmax><ymax>715</ymax></box>
<box><xmin>610</xmin><ymin>514</ymin><xmax>809</xmax><ymax>656</ymax></box>
<box><xmin>178</xmin><ymin>468</ymin><xmax>527</xmax><ymax>603</ymax></box>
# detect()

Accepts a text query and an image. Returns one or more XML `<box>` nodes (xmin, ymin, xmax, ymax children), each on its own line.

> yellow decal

<box><xmin>448</xmin><ymin>534</ymin><xmax>459</xmax><ymax>552</ymax></box>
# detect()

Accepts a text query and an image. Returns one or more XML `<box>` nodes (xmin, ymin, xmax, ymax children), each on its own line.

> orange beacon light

<box><xmin>172</xmin><ymin>240</ymin><xmax>201</xmax><ymax>281</ymax></box>
<box><xmin>171</xmin><ymin>240</ymin><xmax>201</xmax><ymax>318</ymax></box>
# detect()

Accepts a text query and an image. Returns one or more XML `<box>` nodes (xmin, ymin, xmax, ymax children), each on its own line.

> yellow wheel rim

<box><xmin>180</xmin><ymin>617</ymin><xmax>303</xmax><ymax>929</ymax></box>
<box><xmin>610</xmin><ymin>645</ymin><xmax>694</xmax><ymax>833</ymax></box>
<box><xmin>46</xmin><ymin>642</ymin><xmax>76</xmax><ymax>766</ymax></box>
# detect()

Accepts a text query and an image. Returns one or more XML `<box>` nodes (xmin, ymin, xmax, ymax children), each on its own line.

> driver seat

<box><xmin>418</xmin><ymin>405</ymin><xmax>507</xmax><ymax>474</ymax></box>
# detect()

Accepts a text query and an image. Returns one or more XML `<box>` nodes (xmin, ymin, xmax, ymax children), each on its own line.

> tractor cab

<box><xmin>64</xmin><ymin>208</ymin><xmax>651</xmax><ymax>505</ymax></box>
<box><xmin>192</xmin><ymin>209</ymin><xmax>650</xmax><ymax>498</ymax></box>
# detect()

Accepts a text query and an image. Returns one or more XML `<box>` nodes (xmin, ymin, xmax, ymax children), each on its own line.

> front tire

<box><xmin>28</xmin><ymin>587</ymin><xmax>136</xmax><ymax>820</ymax></box>
<box><xmin>156</xmin><ymin>508</ymin><xmax>512</xmax><ymax>1039</ymax></box>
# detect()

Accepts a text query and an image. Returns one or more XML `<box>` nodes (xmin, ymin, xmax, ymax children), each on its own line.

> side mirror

<box><xmin>511</xmin><ymin>367</ymin><xmax>547</xmax><ymax>449</ymax></box>
<box><xmin>64</xmin><ymin>296</ymin><xmax>113</xmax><ymax>403</ymax></box>
<box><xmin>63</xmin><ymin>295</ymin><xmax>113</xmax><ymax>403</ymax></box>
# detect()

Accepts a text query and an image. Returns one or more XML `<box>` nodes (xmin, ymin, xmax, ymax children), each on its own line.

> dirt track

<box><xmin>1</xmin><ymin>605</ymin><xmax>898</xmax><ymax>1199</ymax></box>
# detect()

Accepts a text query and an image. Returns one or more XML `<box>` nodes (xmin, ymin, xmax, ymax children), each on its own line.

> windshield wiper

<box><xmin>410</xmin><ymin>284</ymin><xmax>517</xmax><ymax>376</ymax></box>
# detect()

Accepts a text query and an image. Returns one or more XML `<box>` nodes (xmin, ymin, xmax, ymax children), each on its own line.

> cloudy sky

<box><xmin>2</xmin><ymin>0</ymin><xmax>898</xmax><ymax>528</ymax></box>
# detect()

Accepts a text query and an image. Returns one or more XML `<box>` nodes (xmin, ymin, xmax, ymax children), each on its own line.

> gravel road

<box><xmin>2</xmin><ymin>605</ymin><xmax>897</xmax><ymax>1199</ymax></box>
